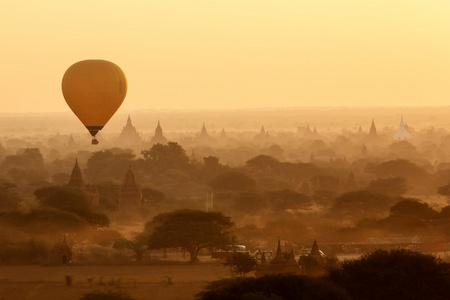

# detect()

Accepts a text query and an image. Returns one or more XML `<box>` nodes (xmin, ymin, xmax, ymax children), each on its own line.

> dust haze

<box><xmin>1</xmin><ymin>106</ymin><xmax>450</xmax><ymax>299</ymax></box>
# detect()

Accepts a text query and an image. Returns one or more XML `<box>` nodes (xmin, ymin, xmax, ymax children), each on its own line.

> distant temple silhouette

<box><xmin>303</xmin><ymin>125</ymin><xmax>319</xmax><ymax>139</ymax></box>
<box><xmin>151</xmin><ymin>120</ymin><xmax>167</xmax><ymax>144</ymax></box>
<box><xmin>195</xmin><ymin>123</ymin><xmax>214</xmax><ymax>144</ymax></box>
<box><xmin>254</xmin><ymin>125</ymin><xmax>270</xmax><ymax>143</ymax></box>
<box><xmin>51</xmin><ymin>235</ymin><xmax>72</xmax><ymax>265</ymax></box>
<box><xmin>369</xmin><ymin>119</ymin><xmax>378</xmax><ymax>137</ymax></box>
<box><xmin>255</xmin><ymin>239</ymin><xmax>301</xmax><ymax>277</ymax></box>
<box><xmin>66</xmin><ymin>159</ymin><xmax>99</xmax><ymax>206</ymax></box>
<box><xmin>361</xmin><ymin>143</ymin><xmax>368</xmax><ymax>155</ymax></box>
<box><xmin>393</xmin><ymin>116</ymin><xmax>412</xmax><ymax>140</ymax></box>
<box><xmin>118</xmin><ymin>164</ymin><xmax>143</xmax><ymax>210</ymax></box>
<box><xmin>219</xmin><ymin>128</ymin><xmax>227</xmax><ymax>139</ymax></box>
<box><xmin>117</xmin><ymin>115</ymin><xmax>143</xmax><ymax>145</ymax></box>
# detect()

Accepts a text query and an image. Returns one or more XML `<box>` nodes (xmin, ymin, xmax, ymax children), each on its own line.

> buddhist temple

<box><xmin>255</xmin><ymin>240</ymin><xmax>301</xmax><ymax>277</ymax></box>
<box><xmin>300</xmin><ymin>179</ymin><xmax>311</xmax><ymax>196</ymax></box>
<box><xmin>345</xmin><ymin>170</ymin><xmax>358</xmax><ymax>191</ymax></box>
<box><xmin>393</xmin><ymin>116</ymin><xmax>412</xmax><ymax>140</ymax></box>
<box><xmin>303</xmin><ymin>124</ymin><xmax>312</xmax><ymax>138</ymax></box>
<box><xmin>219</xmin><ymin>128</ymin><xmax>227</xmax><ymax>139</ymax></box>
<box><xmin>66</xmin><ymin>159</ymin><xmax>99</xmax><ymax>206</ymax></box>
<box><xmin>51</xmin><ymin>235</ymin><xmax>72</xmax><ymax>265</ymax></box>
<box><xmin>361</xmin><ymin>143</ymin><xmax>368</xmax><ymax>155</ymax></box>
<box><xmin>254</xmin><ymin>126</ymin><xmax>270</xmax><ymax>143</ymax></box>
<box><xmin>117</xmin><ymin>115</ymin><xmax>143</xmax><ymax>145</ymax></box>
<box><xmin>195</xmin><ymin>123</ymin><xmax>214</xmax><ymax>144</ymax></box>
<box><xmin>118</xmin><ymin>164</ymin><xmax>143</xmax><ymax>210</ymax></box>
<box><xmin>150</xmin><ymin>120</ymin><xmax>167</xmax><ymax>144</ymax></box>
<box><xmin>369</xmin><ymin>119</ymin><xmax>377</xmax><ymax>137</ymax></box>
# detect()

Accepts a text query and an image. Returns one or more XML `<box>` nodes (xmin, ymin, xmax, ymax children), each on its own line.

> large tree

<box><xmin>327</xmin><ymin>249</ymin><xmax>450</xmax><ymax>300</ymax></box>
<box><xmin>196</xmin><ymin>275</ymin><xmax>350</xmax><ymax>300</ymax></box>
<box><xmin>224</xmin><ymin>252</ymin><xmax>258</xmax><ymax>277</ymax></box>
<box><xmin>141</xmin><ymin>142</ymin><xmax>189</xmax><ymax>174</ymax></box>
<box><xmin>209</xmin><ymin>171</ymin><xmax>256</xmax><ymax>192</ymax></box>
<box><xmin>146</xmin><ymin>210</ymin><xmax>233</xmax><ymax>263</ymax></box>
<box><xmin>84</xmin><ymin>148</ymin><xmax>136</xmax><ymax>183</ymax></box>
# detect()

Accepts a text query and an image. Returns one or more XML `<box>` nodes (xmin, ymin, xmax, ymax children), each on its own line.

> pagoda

<box><xmin>393</xmin><ymin>116</ymin><xmax>412</xmax><ymax>140</ymax></box>
<box><xmin>117</xmin><ymin>115</ymin><xmax>143</xmax><ymax>145</ymax></box>
<box><xmin>150</xmin><ymin>120</ymin><xmax>168</xmax><ymax>144</ymax></box>
<box><xmin>66</xmin><ymin>159</ymin><xmax>99</xmax><ymax>206</ymax></box>
<box><xmin>368</xmin><ymin>119</ymin><xmax>377</xmax><ymax>136</ymax></box>
<box><xmin>118</xmin><ymin>164</ymin><xmax>143</xmax><ymax>210</ymax></box>
<box><xmin>255</xmin><ymin>239</ymin><xmax>301</xmax><ymax>277</ymax></box>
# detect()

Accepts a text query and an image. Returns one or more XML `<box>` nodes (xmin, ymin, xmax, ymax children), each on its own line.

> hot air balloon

<box><xmin>62</xmin><ymin>59</ymin><xmax>127</xmax><ymax>144</ymax></box>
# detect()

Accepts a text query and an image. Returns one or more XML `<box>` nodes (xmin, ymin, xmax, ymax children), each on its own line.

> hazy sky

<box><xmin>1</xmin><ymin>1</ymin><xmax>450</xmax><ymax>113</ymax></box>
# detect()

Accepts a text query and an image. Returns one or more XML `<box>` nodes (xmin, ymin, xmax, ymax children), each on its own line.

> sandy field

<box><xmin>0</xmin><ymin>262</ymin><xmax>231</xmax><ymax>300</ymax></box>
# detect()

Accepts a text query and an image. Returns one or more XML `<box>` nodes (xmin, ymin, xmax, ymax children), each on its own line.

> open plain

<box><xmin>0</xmin><ymin>262</ymin><xmax>231</xmax><ymax>300</ymax></box>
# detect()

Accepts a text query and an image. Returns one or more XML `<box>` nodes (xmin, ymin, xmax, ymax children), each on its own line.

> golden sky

<box><xmin>1</xmin><ymin>1</ymin><xmax>450</xmax><ymax>112</ymax></box>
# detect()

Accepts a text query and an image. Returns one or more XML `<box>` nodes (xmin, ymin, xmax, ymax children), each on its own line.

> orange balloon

<box><xmin>62</xmin><ymin>59</ymin><xmax>127</xmax><ymax>144</ymax></box>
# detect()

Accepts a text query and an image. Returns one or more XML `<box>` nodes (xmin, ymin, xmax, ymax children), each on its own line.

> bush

<box><xmin>224</xmin><ymin>252</ymin><xmax>258</xmax><ymax>276</ymax></box>
<box><xmin>327</xmin><ymin>249</ymin><xmax>450</xmax><ymax>300</ymax></box>
<box><xmin>196</xmin><ymin>275</ymin><xmax>350</xmax><ymax>300</ymax></box>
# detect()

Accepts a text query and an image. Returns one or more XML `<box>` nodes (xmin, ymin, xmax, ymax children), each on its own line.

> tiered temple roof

<box><xmin>118</xmin><ymin>164</ymin><xmax>142</xmax><ymax>210</ymax></box>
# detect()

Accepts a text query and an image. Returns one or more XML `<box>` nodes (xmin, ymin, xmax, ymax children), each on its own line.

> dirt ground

<box><xmin>0</xmin><ymin>262</ymin><xmax>231</xmax><ymax>300</ymax></box>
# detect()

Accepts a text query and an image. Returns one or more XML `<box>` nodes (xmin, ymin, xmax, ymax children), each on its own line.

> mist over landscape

<box><xmin>2</xmin><ymin>0</ymin><xmax>450</xmax><ymax>299</ymax></box>
<box><xmin>1</xmin><ymin>106</ymin><xmax>450</xmax><ymax>299</ymax></box>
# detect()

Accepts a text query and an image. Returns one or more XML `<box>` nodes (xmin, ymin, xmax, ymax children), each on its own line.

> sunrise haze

<box><xmin>1</xmin><ymin>0</ymin><xmax>450</xmax><ymax>113</ymax></box>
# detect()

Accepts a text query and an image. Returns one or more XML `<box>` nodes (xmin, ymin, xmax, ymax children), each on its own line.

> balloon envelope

<box><xmin>62</xmin><ymin>59</ymin><xmax>127</xmax><ymax>138</ymax></box>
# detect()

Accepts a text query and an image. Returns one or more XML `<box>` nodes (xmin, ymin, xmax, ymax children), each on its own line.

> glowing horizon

<box><xmin>1</xmin><ymin>1</ymin><xmax>449</xmax><ymax>113</ymax></box>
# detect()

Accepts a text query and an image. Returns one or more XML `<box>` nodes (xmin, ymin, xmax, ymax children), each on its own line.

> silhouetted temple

<box><xmin>303</xmin><ymin>124</ymin><xmax>312</xmax><ymax>138</ymax></box>
<box><xmin>150</xmin><ymin>120</ymin><xmax>167</xmax><ymax>144</ymax></box>
<box><xmin>254</xmin><ymin>125</ymin><xmax>270</xmax><ymax>143</ymax></box>
<box><xmin>51</xmin><ymin>235</ymin><xmax>72</xmax><ymax>265</ymax></box>
<box><xmin>117</xmin><ymin>115</ymin><xmax>143</xmax><ymax>145</ymax></box>
<box><xmin>118</xmin><ymin>164</ymin><xmax>142</xmax><ymax>210</ymax></box>
<box><xmin>393</xmin><ymin>116</ymin><xmax>412</xmax><ymax>140</ymax></box>
<box><xmin>219</xmin><ymin>128</ymin><xmax>227</xmax><ymax>139</ymax></box>
<box><xmin>369</xmin><ymin>119</ymin><xmax>378</xmax><ymax>137</ymax></box>
<box><xmin>255</xmin><ymin>240</ymin><xmax>301</xmax><ymax>277</ymax></box>
<box><xmin>310</xmin><ymin>239</ymin><xmax>321</xmax><ymax>258</ymax></box>
<box><xmin>300</xmin><ymin>179</ymin><xmax>311</xmax><ymax>195</ymax></box>
<box><xmin>195</xmin><ymin>123</ymin><xmax>214</xmax><ymax>144</ymax></box>
<box><xmin>361</xmin><ymin>143</ymin><xmax>368</xmax><ymax>155</ymax></box>
<box><xmin>66</xmin><ymin>159</ymin><xmax>99</xmax><ymax>206</ymax></box>
<box><xmin>345</xmin><ymin>170</ymin><xmax>357</xmax><ymax>191</ymax></box>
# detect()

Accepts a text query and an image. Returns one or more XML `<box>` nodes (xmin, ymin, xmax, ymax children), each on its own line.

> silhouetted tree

<box><xmin>196</xmin><ymin>275</ymin><xmax>350</xmax><ymax>300</ymax></box>
<box><xmin>368</xmin><ymin>177</ymin><xmax>407</xmax><ymax>196</ymax></box>
<box><xmin>209</xmin><ymin>171</ymin><xmax>256</xmax><ymax>192</ymax></box>
<box><xmin>390</xmin><ymin>198</ymin><xmax>438</xmax><ymax>220</ymax></box>
<box><xmin>35</xmin><ymin>186</ymin><xmax>90</xmax><ymax>213</ymax></box>
<box><xmin>246</xmin><ymin>155</ymin><xmax>280</xmax><ymax>170</ymax></box>
<box><xmin>0</xmin><ymin>182</ymin><xmax>22</xmax><ymax>212</ymax></box>
<box><xmin>141</xmin><ymin>188</ymin><xmax>165</xmax><ymax>203</ymax></box>
<box><xmin>331</xmin><ymin>190</ymin><xmax>393</xmax><ymax>220</ymax></box>
<box><xmin>267</xmin><ymin>189</ymin><xmax>311</xmax><ymax>212</ymax></box>
<box><xmin>146</xmin><ymin>210</ymin><xmax>233</xmax><ymax>263</ymax></box>
<box><xmin>364</xmin><ymin>159</ymin><xmax>428</xmax><ymax>181</ymax></box>
<box><xmin>231</xmin><ymin>192</ymin><xmax>268</xmax><ymax>214</ymax></box>
<box><xmin>34</xmin><ymin>186</ymin><xmax>109</xmax><ymax>226</ymax></box>
<box><xmin>224</xmin><ymin>252</ymin><xmax>258</xmax><ymax>276</ymax></box>
<box><xmin>327</xmin><ymin>249</ymin><xmax>450</xmax><ymax>300</ymax></box>
<box><xmin>85</xmin><ymin>149</ymin><xmax>136</xmax><ymax>183</ymax></box>
<box><xmin>113</xmin><ymin>232</ymin><xmax>149</xmax><ymax>261</ymax></box>
<box><xmin>141</xmin><ymin>142</ymin><xmax>189</xmax><ymax>174</ymax></box>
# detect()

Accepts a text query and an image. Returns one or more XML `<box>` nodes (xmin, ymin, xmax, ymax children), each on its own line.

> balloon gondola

<box><xmin>62</xmin><ymin>59</ymin><xmax>127</xmax><ymax>144</ymax></box>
